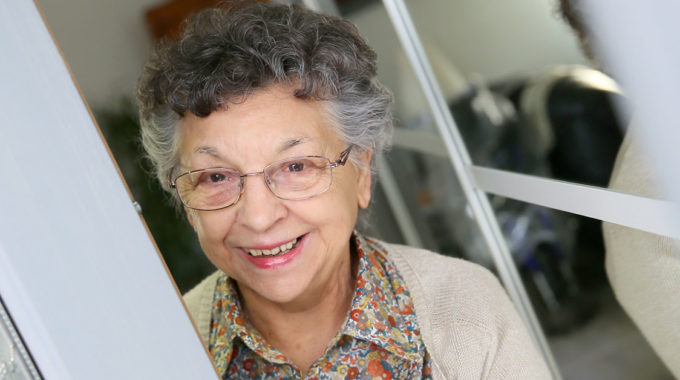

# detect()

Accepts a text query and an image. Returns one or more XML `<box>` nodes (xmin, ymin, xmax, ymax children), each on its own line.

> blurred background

<box><xmin>36</xmin><ymin>0</ymin><xmax>673</xmax><ymax>378</ymax></box>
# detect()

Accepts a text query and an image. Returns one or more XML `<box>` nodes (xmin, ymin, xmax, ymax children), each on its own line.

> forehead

<box><xmin>178</xmin><ymin>86</ymin><xmax>343</xmax><ymax>165</ymax></box>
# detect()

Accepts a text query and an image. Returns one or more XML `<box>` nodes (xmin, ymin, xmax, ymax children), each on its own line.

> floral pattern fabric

<box><xmin>208</xmin><ymin>233</ymin><xmax>432</xmax><ymax>379</ymax></box>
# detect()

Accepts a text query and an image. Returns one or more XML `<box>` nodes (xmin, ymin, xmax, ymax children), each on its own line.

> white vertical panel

<box><xmin>0</xmin><ymin>1</ymin><xmax>217</xmax><ymax>379</ymax></box>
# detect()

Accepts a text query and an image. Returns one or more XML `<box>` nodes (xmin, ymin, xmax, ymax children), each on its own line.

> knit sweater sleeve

<box><xmin>602</xmin><ymin>130</ymin><xmax>680</xmax><ymax>378</ymax></box>
<box><xmin>183</xmin><ymin>270</ymin><xmax>223</xmax><ymax>345</ymax></box>
<box><xmin>385</xmin><ymin>243</ymin><xmax>552</xmax><ymax>379</ymax></box>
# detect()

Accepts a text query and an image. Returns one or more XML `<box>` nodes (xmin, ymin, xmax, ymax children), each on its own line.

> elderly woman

<box><xmin>137</xmin><ymin>3</ymin><xmax>550</xmax><ymax>379</ymax></box>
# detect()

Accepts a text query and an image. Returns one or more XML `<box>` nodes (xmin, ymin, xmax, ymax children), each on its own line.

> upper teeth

<box><xmin>247</xmin><ymin>238</ymin><xmax>297</xmax><ymax>257</ymax></box>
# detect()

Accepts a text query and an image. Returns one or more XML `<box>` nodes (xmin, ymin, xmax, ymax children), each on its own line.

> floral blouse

<box><xmin>208</xmin><ymin>233</ymin><xmax>432</xmax><ymax>379</ymax></box>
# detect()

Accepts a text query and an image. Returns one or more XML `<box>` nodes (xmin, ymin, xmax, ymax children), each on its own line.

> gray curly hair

<box><xmin>137</xmin><ymin>2</ymin><xmax>393</xmax><ymax>207</ymax></box>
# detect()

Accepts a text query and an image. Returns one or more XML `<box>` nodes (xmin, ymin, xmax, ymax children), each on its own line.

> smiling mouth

<box><xmin>245</xmin><ymin>236</ymin><xmax>303</xmax><ymax>257</ymax></box>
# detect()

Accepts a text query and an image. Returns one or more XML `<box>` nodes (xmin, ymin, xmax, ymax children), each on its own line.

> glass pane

<box><xmin>392</xmin><ymin>0</ymin><xmax>631</xmax><ymax>191</ymax></box>
<box><xmin>341</xmin><ymin>1</ymin><xmax>496</xmax><ymax>265</ymax></box>
<box><xmin>348</xmin><ymin>0</ymin><xmax>673</xmax><ymax>378</ymax></box>
<box><xmin>510</xmin><ymin>202</ymin><xmax>674</xmax><ymax>379</ymax></box>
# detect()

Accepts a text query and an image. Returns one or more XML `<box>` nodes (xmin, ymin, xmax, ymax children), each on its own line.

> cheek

<box><xmin>192</xmin><ymin>213</ymin><xmax>240</xmax><ymax>272</ymax></box>
<box><xmin>191</xmin><ymin>212</ymin><xmax>234</xmax><ymax>249</ymax></box>
<box><xmin>320</xmin><ymin>180</ymin><xmax>360</xmax><ymax>226</ymax></box>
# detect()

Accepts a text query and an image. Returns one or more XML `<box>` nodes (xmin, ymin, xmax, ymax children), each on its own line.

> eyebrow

<box><xmin>193</xmin><ymin>137</ymin><xmax>312</xmax><ymax>157</ymax></box>
<box><xmin>280</xmin><ymin>137</ymin><xmax>311</xmax><ymax>152</ymax></box>
<box><xmin>195</xmin><ymin>146</ymin><xmax>218</xmax><ymax>156</ymax></box>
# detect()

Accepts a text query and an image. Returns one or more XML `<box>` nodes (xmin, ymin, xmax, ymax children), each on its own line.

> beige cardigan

<box><xmin>602</xmin><ymin>130</ymin><xmax>680</xmax><ymax>378</ymax></box>
<box><xmin>184</xmin><ymin>242</ymin><xmax>552</xmax><ymax>379</ymax></box>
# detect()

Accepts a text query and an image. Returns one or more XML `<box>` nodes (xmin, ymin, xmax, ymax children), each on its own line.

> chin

<box><xmin>244</xmin><ymin>275</ymin><xmax>312</xmax><ymax>305</ymax></box>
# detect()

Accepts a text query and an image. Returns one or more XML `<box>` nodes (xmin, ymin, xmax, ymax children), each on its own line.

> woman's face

<box><xmin>178</xmin><ymin>85</ymin><xmax>372</xmax><ymax>307</ymax></box>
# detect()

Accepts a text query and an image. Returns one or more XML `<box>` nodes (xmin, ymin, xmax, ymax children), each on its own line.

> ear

<box><xmin>356</xmin><ymin>150</ymin><xmax>372</xmax><ymax>209</ymax></box>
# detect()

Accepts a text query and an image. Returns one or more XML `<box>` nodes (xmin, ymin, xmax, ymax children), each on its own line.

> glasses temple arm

<box><xmin>333</xmin><ymin>145</ymin><xmax>354</xmax><ymax>167</ymax></box>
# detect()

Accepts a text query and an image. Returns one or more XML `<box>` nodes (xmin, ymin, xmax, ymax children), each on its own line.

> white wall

<box><xmin>36</xmin><ymin>0</ymin><xmax>160</xmax><ymax>109</ymax></box>
<box><xmin>406</xmin><ymin>0</ymin><xmax>586</xmax><ymax>80</ymax></box>
<box><xmin>348</xmin><ymin>0</ymin><xmax>587</xmax><ymax>123</ymax></box>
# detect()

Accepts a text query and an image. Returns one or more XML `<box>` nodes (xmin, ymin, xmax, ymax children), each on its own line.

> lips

<box><xmin>245</xmin><ymin>236</ymin><xmax>302</xmax><ymax>257</ymax></box>
<box><xmin>240</xmin><ymin>234</ymin><xmax>307</xmax><ymax>269</ymax></box>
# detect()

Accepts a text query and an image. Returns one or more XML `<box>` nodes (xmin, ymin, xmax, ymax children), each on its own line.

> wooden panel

<box><xmin>145</xmin><ymin>0</ymin><xmax>268</xmax><ymax>40</ymax></box>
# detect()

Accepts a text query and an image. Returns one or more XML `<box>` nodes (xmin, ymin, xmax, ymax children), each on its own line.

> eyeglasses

<box><xmin>170</xmin><ymin>146</ymin><xmax>353</xmax><ymax>211</ymax></box>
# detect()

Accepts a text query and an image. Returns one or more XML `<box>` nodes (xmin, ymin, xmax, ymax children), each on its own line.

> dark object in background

<box><xmin>145</xmin><ymin>0</ymin><xmax>268</xmax><ymax>40</ymax></box>
<box><xmin>546</xmin><ymin>76</ymin><xmax>627</xmax><ymax>187</ymax></box>
<box><xmin>547</xmin><ymin>74</ymin><xmax>627</xmax><ymax>290</ymax></box>
<box><xmin>450</xmin><ymin>81</ymin><xmax>597</xmax><ymax>334</ymax></box>
<box><xmin>96</xmin><ymin>99</ymin><xmax>214</xmax><ymax>293</ymax></box>
<box><xmin>449</xmin><ymin>67</ymin><xmax>628</xmax><ymax>333</ymax></box>
<box><xmin>336</xmin><ymin>0</ymin><xmax>380</xmax><ymax>16</ymax></box>
<box><xmin>519</xmin><ymin>66</ymin><xmax>628</xmax><ymax>291</ymax></box>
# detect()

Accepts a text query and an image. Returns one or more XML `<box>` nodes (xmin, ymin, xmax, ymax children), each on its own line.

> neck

<box><xmin>237</xmin><ymin>250</ymin><xmax>357</xmax><ymax>374</ymax></box>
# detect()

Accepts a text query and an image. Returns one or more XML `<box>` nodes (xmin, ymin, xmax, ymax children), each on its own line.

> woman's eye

<box><xmin>196</xmin><ymin>170</ymin><xmax>236</xmax><ymax>186</ymax></box>
<box><xmin>209</xmin><ymin>173</ymin><xmax>226</xmax><ymax>183</ymax></box>
<box><xmin>286</xmin><ymin>162</ymin><xmax>306</xmax><ymax>172</ymax></box>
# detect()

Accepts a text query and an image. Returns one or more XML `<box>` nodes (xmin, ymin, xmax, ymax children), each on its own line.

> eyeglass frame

<box><xmin>169</xmin><ymin>145</ymin><xmax>354</xmax><ymax>211</ymax></box>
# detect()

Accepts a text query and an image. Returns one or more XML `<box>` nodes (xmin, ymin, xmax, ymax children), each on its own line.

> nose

<box><xmin>234</xmin><ymin>173</ymin><xmax>286</xmax><ymax>232</ymax></box>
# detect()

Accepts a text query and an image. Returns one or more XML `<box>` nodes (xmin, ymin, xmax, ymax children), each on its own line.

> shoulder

<box><xmin>183</xmin><ymin>269</ymin><xmax>223</xmax><ymax>312</ymax></box>
<box><xmin>183</xmin><ymin>270</ymin><xmax>224</xmax><ymax>344</ymax></box>
<box><xmin>377</xmin><ymin>241</ymin><xmax>551</xmax><ymax>379</ymax></box>
<box><xmin>381</xmin><ymin>241</ymin><xmax>503</xmax><ymax>305</ymax></box>
<box><xmin>383</xmin><ymin>242</ymin><xmax>512</xmax><ymax>330</ymax></box>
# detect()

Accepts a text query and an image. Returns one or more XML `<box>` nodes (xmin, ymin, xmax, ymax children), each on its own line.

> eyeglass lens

<box><xmin>175</xmin><ymin>156</ymin><xmax>333</xmax><ymax>210</ymax></box>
